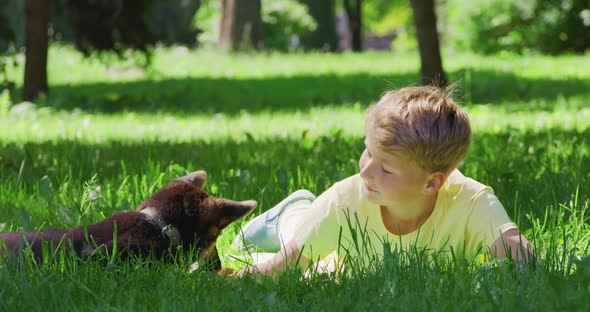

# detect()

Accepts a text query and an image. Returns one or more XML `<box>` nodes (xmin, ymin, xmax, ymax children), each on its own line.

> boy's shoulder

<box><xmin>332</xmin><ymin>173</ymin><xmax>364</xmax><ymax>193</ymax></box>
<box><xmin>321</xmin><ymin>174</ymin><xmax>365</xmax><ymax>207</ymax></box>
<box><xmin>444</xmin><ymin>169</ymin><xmax>493</xmax><ymax>201</ymax></box>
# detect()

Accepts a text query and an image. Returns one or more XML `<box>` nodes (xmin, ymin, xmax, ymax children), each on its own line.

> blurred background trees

<box><xmin>299</xmin><ymin>0</ymin><xmax>338</xmax><ymax>51</ymax></box>
<box><xmin>410</xmin><ymin>0</ymin><xmax>446</xmax><ymax>86</ymax></box>
<box><xmin>23</xmin><ymin>0</ymin><xmax>49</xmax><ymax>101</ymax></box>
<box><xmin>219</xmin><ymin>0</ymin><xmax>263</xmax><ymax>51</ymax></box>
<box><xmin>446</xmin><ymin>0</ymin><xmax>590</xmax><ymax>55</ymax></box>
<box><xmin>1</xmin><ymin>0</ymin><xmax>589</xmax><ymax>101</ymax></box>
<box><xmin>197</xmin><ymin>0</ymin><xmax>317</xmax><ymax>51</ymax></box>
<box><xmin>343</xmin><ymin>0</ymin><xmax>363</xmax><ymax>52</ymax></box>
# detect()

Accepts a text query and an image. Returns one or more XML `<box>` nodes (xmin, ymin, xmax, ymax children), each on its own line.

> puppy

<box><xmin>0</xmin><ymin>170</ymin><xmax>256</xmax><ymax>271</ymax></box>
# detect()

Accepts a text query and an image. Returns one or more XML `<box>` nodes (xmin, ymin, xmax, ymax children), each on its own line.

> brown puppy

<box><xmin>0</xmin><ymin>170</ymin><xmax>256</xmax><ymax>271</ymax></box>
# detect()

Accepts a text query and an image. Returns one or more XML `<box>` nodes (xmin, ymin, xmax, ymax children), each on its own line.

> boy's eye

<box><xmin>382</xmin><ymin>166</ymin><xmax>392</xmax><ymax>174</ymax></box>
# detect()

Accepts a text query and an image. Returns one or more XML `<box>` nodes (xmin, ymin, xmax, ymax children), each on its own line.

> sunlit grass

<box><xmin>1</xmin><ymin>101</ymin><xmax>589</xmax><ymax>143</ymax></box>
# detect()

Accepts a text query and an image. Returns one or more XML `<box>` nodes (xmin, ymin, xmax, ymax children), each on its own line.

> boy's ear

<box><xmin>176</xmin><ymin>171</ymin><xmax>207</xmax><ymax>189</ymax></box>
<box><xmin>423</xmin><ymin>171</ymin><xmax>446</xmax><ymax>195</ymax></box>
<box><xmin>216</xmin><ymin>199</ymin><xmax>257</xmax><ymax>229</ymax></box>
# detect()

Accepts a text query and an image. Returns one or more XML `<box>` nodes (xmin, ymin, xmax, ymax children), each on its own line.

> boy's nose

<box><xmin>359</xmin><ymin>157</ymin><xmax>373</xmax><ymax>180</ymax></box>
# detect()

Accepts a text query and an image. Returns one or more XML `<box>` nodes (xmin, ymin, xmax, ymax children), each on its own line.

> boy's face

<box><xmin>358</xmin><ymin>130</ymin><xmax>433</xmax><ymax>210</ymax></box>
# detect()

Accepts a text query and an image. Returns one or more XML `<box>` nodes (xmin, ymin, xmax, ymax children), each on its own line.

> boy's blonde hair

<box><xmin>365</xmin><ymin>85</ymin><xmax>471</xmax><ymax>174</ymax></box>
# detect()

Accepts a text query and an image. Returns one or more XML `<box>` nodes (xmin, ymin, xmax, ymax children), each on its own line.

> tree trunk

<box><xmin>299</xmin><ymin>0</ymin><xmax>338</xmax><ymax>51</ymax></box>
<box><xmin>343</xmin><ymin>0</ymin><xmax>362</xmax><ymax>52</ymax></box>
<box><xmin>409</xmin><ymin>0</ymin><xmax>447</xmax><ymax>86</ymax></box>
<box><xmin>219</xmin><ymin>0</ymin><xmax>263</xmax><ymax>51</ymax></box>
<box><xmin>23</xmin><ymin>0</ymin><xmax>50</xmax><ymax>101</ymax></box>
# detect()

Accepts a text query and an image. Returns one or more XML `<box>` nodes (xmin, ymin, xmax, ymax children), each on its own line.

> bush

<box><xmin>445</xmin><ymin>0</ymin><xmax>590</xmax><ymax>54</ymax></box>
<box><xmin>262</xmin><ymin>0</ymin><xmax>316</xmax><ymax>51</ymax></box>
<box><xmin>364</xmin><ymin>0</ymin><xmax>412</xmax><ymax>36</ymax></box>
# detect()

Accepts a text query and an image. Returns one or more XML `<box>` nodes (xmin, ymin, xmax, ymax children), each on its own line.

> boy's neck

<box><xmin>380</xmin><ymin>194</ymin><xmax>438</xmax><ymax>235</ymax></box>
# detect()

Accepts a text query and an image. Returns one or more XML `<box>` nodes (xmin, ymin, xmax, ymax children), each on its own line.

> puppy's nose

<box><xmin>241</xmin><ymin>200</ymin><xmax>257</xmax><ymax>209</ymax></box>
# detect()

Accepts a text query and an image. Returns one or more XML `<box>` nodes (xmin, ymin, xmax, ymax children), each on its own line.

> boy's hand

<box><xmin>232</xmin><ymin>266</ymin><xmax>258</xmax><ymax>278</ymax></box>
<box><xmin>233</xmin><ymin>268</ymin><xmax>247</xmax><ymax>278</ymax></box>
<box><xmin>217</xmin><ymin>267</ymin><xmax>235</xmax><ymax>277</ymax></box>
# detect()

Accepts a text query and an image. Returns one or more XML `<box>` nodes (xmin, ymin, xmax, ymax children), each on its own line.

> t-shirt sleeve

<box><xmin>278</xmin><ymin>183</ymin><xmax>352</xmax><ymax>263</ymax></box>
<box><xmin>464</xmin><ymin>189</ymin><xmax>517</xmax><ymax>258</ymax></box>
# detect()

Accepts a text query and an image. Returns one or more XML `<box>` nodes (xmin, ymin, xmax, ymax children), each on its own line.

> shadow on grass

<box><xmin>24</xmin><ymin>69</ymin><xmax>590</xmax><ymax>115</ymax></box>
<box><xmin>46</xmin><ymin>73</ymin><xmax>415</xmax><ymax>114</ymax></box>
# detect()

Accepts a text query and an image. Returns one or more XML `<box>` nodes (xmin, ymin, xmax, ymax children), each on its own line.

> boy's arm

<box><xmin>235</xmin><ymin>240</ymin><xmax>309</xmax><ymax>277</ymax></box>
<box><xmin>490</xmin><ymin>228</ymin><xmax>534</xmax><ymax>262</ymax></box>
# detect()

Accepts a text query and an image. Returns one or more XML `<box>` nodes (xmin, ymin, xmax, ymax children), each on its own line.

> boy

<box><xmin>234</xmin><ymin>86</ymin><xmax>533</xmax><ymax>276</ymax></box>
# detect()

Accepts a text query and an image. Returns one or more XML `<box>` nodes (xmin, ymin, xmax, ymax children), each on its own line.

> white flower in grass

<box><xmin>88</xmin><ymin>185</ymin><xmax>101</xmax><ymax>202</ymax></box>
<box><xmin>82</xmin><ymin>117</ymin><xmax>91</xmax><ymax>127</ymax></box>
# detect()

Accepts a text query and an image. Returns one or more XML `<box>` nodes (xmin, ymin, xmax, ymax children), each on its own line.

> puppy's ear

<box><xmin>176</xmin><ymin>170</ymin><xmax>207</xmax><ymax>189</ymax></box>
<box><xmin>216</xmin><ymin>199</ymin><xmax>257</xmax><ymax>229</ymax></box>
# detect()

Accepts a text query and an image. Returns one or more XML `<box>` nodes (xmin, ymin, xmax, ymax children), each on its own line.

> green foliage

<box><xmin>363</xmin><ymin>0</ymin><xmax>412</xmax><ymax>36</ymax></box>
<box><xmin>193</xmin><ymin>0</ymin><xmax>219</xmax><ymax>47</ymax></box>
<box><xmin>195</xmin><ymin>0</ymin><xmax>316</xmax><ymax>50</ymax></box>
<box><xmin>0</xmin><ymin>54</ymin><xmax>17</xmax><ymax>96</ymax></box>
<box><xmin>530</xmin><ymin>0</ymin><xmax>590</xmax><ymax>54</ymax></box>
<box><xmin>446</xmin><ymin>0</ymin><xmax>590</xmax><ymax>54</ymax></box>
<box><xmin>262</xmin><ymin>0</ymin><xmax>317</xmax><ymax>51</ymax></box>
<box><xmin>0</xmin><ymin>89</ymin><xmax>11</xmax><ymax>116</ymax></box>
<box><xmin>359</xmin><ymin>0</ymin><xmax>416</xmax><ymax>51</ymax></box>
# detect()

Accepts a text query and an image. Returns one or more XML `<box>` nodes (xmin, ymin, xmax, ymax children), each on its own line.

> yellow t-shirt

<box><xmin>278</xmin><ymin>169</ymin><xmax>517</xmax><ymax>266</ymax></box>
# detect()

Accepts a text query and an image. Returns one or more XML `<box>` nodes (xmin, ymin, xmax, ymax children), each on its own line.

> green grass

<box><xmin>1</xmin><ymin>45</ymin><xmax>590</xmax><ymax>310</ymax></box>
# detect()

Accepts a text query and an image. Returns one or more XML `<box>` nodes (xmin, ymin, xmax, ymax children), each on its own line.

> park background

<box><xmin>1</xmin><ymin>0</ymin><xmax>589</xmax><ymax>310</ymax></box>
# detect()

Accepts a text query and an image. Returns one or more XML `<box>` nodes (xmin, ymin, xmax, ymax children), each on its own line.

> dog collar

<box><xmin>140</xmin><ymin>207</ymin><xmax>181</xmax><ymax>248</ymax></box>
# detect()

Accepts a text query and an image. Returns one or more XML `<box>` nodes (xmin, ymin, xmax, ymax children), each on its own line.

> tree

<box><xmin>343</xmin><ymin>0</ymin><xmax>363</xmax><ymax>52</ymax></box>
<box><xmin>409</xmin><ymin>0</ymin><xmax>446</xmax><ymax>86</ymax></box>
<box><xmin>20</xmin><ymin>0</ymin><xmax>163</xmax><ymax>101</ymax></box>
<box><xmin>299</xmin><ymin>0</ymin><xmax>338</xmax><ymax>51</ymax></box>
<box><xmin>219</xmin><ymin>0</ymin><xmax>263</xmax><ymax>51</ymax></box>
<box><xmin>23</xmin><ymin>0</ymin><xmax>49</xmax><ymax>101</ymax></box>
<box><xmin>66</xmin><ymin>0</ymin><xmax>156</xmax><ymax>55</ymax></box>
<box><xmin>149</xmin><ymin>0</ymin><xmax>202</xmax><ymax>45</ymax></box>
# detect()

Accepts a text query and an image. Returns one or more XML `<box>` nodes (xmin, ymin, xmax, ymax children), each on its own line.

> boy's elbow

<box><xmin>491</xmin><ymin>228</ymin><xmax>535</xmax><ymax>263</ymax></box>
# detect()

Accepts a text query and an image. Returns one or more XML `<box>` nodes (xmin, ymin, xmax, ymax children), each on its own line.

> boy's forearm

<box><xmin>238</xmin><ymin>240</ymin><xmax>309</xmax><ymax>276</ymax></box>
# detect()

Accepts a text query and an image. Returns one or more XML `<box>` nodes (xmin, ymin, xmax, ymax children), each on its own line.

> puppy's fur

<box><xmin>0</xmin><ymin>171</ymin><xmax>256</xmax><ymax>271</ymax></box>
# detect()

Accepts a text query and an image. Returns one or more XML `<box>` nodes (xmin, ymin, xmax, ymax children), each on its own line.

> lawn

<box><xmin>0</xmin><ymin>46</ymin><xmax>589</xmax><ymax>310</ymax></box>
